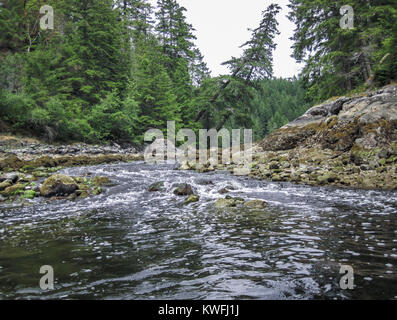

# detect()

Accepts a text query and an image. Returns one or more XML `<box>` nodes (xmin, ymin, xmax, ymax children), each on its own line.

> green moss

<box><xmin>92</xmin><ymin>187</ymin><xmax>102</xmax><ymax>195</ymax></box>
<box><xmin>1</xmin><ymin>183</ymin><xmax>24</xmax><ymax>196</ymax></box>
<box><xmin>20</xmin><ymin>190</ymin><xmax>36</xmax><ymax>199</ymax></box>
<box><xmin>40</xmin><ymin>174</ymin><xmax>77</xmax><ymax>197</ymax></box>
<box><xmin>91</xmin><ymin>176</ymin><xmax>111</xmax><ymax>187</ymax></box>
<box><xmin>185</xmin><ymin>194</ymin><xmax>199</xmax><ymax>204</ymax></box>
<box><xmin>22</xmin><ymin>164</ymin><xmax>37</xmax><ymax>171</ymax></box>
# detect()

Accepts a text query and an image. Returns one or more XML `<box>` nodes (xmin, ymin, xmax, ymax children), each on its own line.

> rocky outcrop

<box><xmin>260</xmin><ymin>85</ymin><xmax>397</xmax><ymax>152</ymax></box>
<box><xmin>250</xmin><ymin>85</ymin><xmax>397</xmax><ymax>190</ymax></box>
<box><xmin>179</xmin><ymin>85</ymin><xmax>397</xmax><ymax>191</ymax></box>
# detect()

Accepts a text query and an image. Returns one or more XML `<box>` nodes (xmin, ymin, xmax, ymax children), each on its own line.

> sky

<box><xmin>149</xmin><ymin>0</ymin><xmax>302</xmax><ymax>78</ymax></box>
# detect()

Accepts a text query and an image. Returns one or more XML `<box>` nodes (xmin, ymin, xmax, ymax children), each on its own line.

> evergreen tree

<box><xmin>195</xmin><ymin>3</ymin><xmax>282</xmax><ymax>129</ymax></box>
<box><xmin>130</xmin><ymin>35</ymin><xmax>180</xmax><ymax>139</ymax></box>
<box><xmin>62</xmin><ymin>0</ymin><xmax>128</xmax><ymax>106</ymax></box>
<box><xmin>288</xmin><ymin>0</ymin><xmax>397</xmax><ymax>103</ymax></box>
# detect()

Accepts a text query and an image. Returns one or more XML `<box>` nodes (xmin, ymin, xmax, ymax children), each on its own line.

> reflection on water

<box><xmin>0</xmin><ymin>162</ymin><xmax>396</xmax><ymax>299</ymax></box>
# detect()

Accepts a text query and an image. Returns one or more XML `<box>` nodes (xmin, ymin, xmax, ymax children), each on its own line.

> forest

<box><xmin>0</xmin><ymin>0</ymin><xmax>395</xmax><ymax>144</ymax></box>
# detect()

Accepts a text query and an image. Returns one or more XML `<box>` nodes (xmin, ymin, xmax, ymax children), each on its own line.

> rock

<box><xmin>0</xmin><ymin>195</ymin><xmax>7</xmax><ymax>202</ymax></box>
<box><xmin>317</xmin><ymin>172</ymin><xmax>338</xmax><ymax>184</ymax></box>
<box><xmin>0</xmin><ymin>172</ymin><xmax>19</xmax><ymax>183</ymax></box>
<box><xmin>215</xmin><ymin>196</ymin><xmax>245</xmax><ymax>208</ymax></box>
<box><xmin>173</xmin><ymin>183</ymin><xmax>194</xmax><ymax>196</ymax></box>
<box><xmin>360</xmin><ymin>164</ymin><xmax>371</xmax><ymax>171</ymax></box>
<box><xmin>379</xmin><ymin>158</ymin><xmax>387</xmax><ymax>166</ymax></box>
<box><xmin>260</xmin><ymin>85</ymin><xmax>397</xmax><ymax>152</ymax></box>
<box><xmin>280</xmin><ymin>161</ymin><xmax>291</xmax><ymax>169</ymax></box>
<box><xmin>40</xmin><ymin>174</ymin><xmax>78</xmax><ymax>197</ymax></box>
<box><xmin>196</xmin><ymin>179</ymin><xmax>214</xmax><ymax>185</ymax></box>
<box><xmin>34</xmin><ymin>156</ymin><xmax>57</xmax><ymax>168</ymax></box>
<box><xmin>271</xmin><ymin>174</ymin><xmax>282</xmax><ymax>182</ymax></box>
<box><xmin>19</xmin><ymin>174</ymin><xmax>36</xmax><ymax>183</ymax></box>
<box><xmin>0</xmin><ymin>180</ymin><xmax>12</xmax><ymax>192</ymax></box>
<box><xmin>244</xmin><ymin>200</ymin><xmax>268</xmax><ymax>209</ymax></box>
<box><xmin>233</xmin><ymin>167</ymin><xmax>250</xmax><ymax>176</ymax></box>
<box><xmin>91</xmin><ymin>176</ymin><xmax>112</xmax><ymax>187</ymax></box>
<box><xmin>92</xmin><ymin>187</ymin><xmax>102</xmax><ymax>195</ymax></box>
<box><xmin>21</xmin><ymin>190</ymin><xmax>36</xmax><ymax>199</ymax></box>
<box><xmin>0</xmin><ymin>155</ymin><xmax>23</xmax><ymax>170</ymax></box>
<box><xmin>218</xmin><ymin>188</ymin><xmax>229</xmax><ymax>194</ymax></box>
<box><xmin>1</xmin><ymin>183</ymin><xmax>24</xmax><ymax>197</ymax></box>
<box><xmin>378</xmin><ymin>149</ymin><xmax>390</xmax><ymax>159</ymax></box>
<box><xmin>148</xmin><ymin>181</ymin><xmax>164</xmax><ymax>192</ymax></box>
<box><xmin>269</xmin><ymin>161</ymin><xmax>280</xmax><ymax>170</ymax></box>
<box><xmin>215</xmin><ymin>198</ymin><xmax>237</xmax><ymax>208</ymax></box>
<box><xmin>185</xmin><ymin>194</ymin><xmax>199</xmax><ymax>204</ymax></box>
<box><xmin>179</xmin><ymin>161</ymin><xmax>191</xmax><ymax>170</ymax></box>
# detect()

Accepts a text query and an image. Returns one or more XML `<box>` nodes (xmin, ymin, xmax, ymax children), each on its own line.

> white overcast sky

<box><xmin>149</xmin><ymin>0</ymin><xmax>302</xmax><ymax>78</ymax></box>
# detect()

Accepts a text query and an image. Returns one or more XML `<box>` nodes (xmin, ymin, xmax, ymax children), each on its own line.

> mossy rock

<box><xmin>317</xmin><ymin>172</ymin><xmax>338</xmax><ymax>184</ymax></box>
<box><xmin>33</xmin><ymin>171</ymin><xmax>50</xmax><ymax>178</ymax></box>
<box><xmin>185</xmin><ymin>194</ymin><xmax>199</xmax><ymax>204</ymax></box>
<box><xmin>0</xmin><ymin>155</ymin><xmax>23</xmax><ymax>170</ymax></box>
<box><xmin>91</xmin><ymin>176</ymin><xmax>111</xmax><ymax>187</ymax></box>
<box><xmin>40</xmin><ymin>174</ymin><xmax>78</xmax><ymax>197</ymax></box>
<box><xmin>20</xmin><ymin>190</ymin><xmax>36</xmax><ymax>200</ymax></box>
<box><xmin>215</xmin><ymin>196</ymin><xmax>245</xmax><ymax>208</ymax></box>
<box><xmin>1</xmin><ymin>183</ymin><xmax>25</xmax><ymax>196</ymax></box>
<box><xmin>269</xmin><ymin>161</ymin><xmax>280</xmax><ymax>170</ymax></box>
<box><xmin>0</xmin><ymin>180</ymin><xmax>12</xmax><ymax>192</ymax></box>
<box><xmin>244</xmin><ymin>200</ymin><xmax>268</xmax><ymax>209</ymax></box>
<box><xmin>148</xmin><ymin>181</ymin><xmax>164</xmax><ymax>192</ymax></box>
<box><xmin>22</xmin><ymin>164</ymin><xmax>38</xmax><ymax>172</ymax></box>
<box><xmin>173</xmin><ymin>183</ymin><xmax>194</xmax><ymax>196</ymax></box>
<box><xmin>34</xmin><ymin>156</ymin><xmax>57</xmax><ymax>168</ymax></box>
<box><xmin>92</xmin><ymin>187</ymin><xmax>102</xmax><ymax>195</ymax></box>
<box><xmin>271</xmin><ymin>174</ymin><xmax>282</xmax><ymax>182</ymax></box>
<box><xmin>215</xmin><ymin>198</ymin><xmax>237</xmax><ymax>208</ymax></box>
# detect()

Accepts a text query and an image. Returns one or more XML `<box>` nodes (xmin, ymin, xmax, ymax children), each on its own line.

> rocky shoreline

<box><xmin>1</xmin><ymin>85</ymin><xmax>396</xmax><ymax>205</ymax></box>
<box><xmin>0</xmin><ymin>140</ymin><xmax>143</xmax><ymax>204</ymax></box>
<box><xmin>179</xmin><ymin>85</ymin><xmax>397</xmax><ymax>191</ymax></box>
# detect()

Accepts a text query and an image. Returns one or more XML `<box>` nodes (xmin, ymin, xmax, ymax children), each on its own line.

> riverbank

<box><xmin>0</xmin><ymin>138</ymin><xmax>143</xmax><ymax>203</ymax></box>
<box><xmin>1</xmin><ymin>84</ymin><xmax>396</xmax><ymax>203</ymax></box>
<box><xmin>180</xmin><ymin>85</ymin><xmax>397</xmax><ymax>191</ymax></box>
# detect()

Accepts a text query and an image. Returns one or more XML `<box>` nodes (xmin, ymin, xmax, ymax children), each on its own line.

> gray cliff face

<box><xmin>285</xmin><ymin>85</ymin><xmax>397</xmax><ymax>128</ymax></box>
<box><xmin>261</xmin><ymin>85</ymin><xmax>397</xmax><ymax>152</ymax></box>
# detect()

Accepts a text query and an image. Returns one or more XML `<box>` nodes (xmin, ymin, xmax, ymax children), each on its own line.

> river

<box><xmin>0</xmin><ymin>161</ymin><xmax>396</xmax><ymax>299</ymax></box>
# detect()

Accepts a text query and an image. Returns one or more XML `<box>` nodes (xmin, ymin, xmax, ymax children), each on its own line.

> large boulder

<box><xmin>40</xmin><ymin>174</ymin><xmax>78</xmax><ymax>197</ymax></box>
<box><xmin>215</xmin><ymin>196</ymin><xmax>245</xmax><ymax>208</ymax></box>
<box><xmin>260</xmin><ymin>85</ymin><xmax>397</xmax><ymax>152</ymax></box>
<box><xmin>243</xmin><ymin>200</ymin><xmax>268</xmax><ymax>209</ymax></box>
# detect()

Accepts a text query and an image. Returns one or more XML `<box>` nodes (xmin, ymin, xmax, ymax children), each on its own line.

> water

<box><xmin>0</xmin><ymin>162</ymin><xmax>396</xmax><ymax>299</ymax></box>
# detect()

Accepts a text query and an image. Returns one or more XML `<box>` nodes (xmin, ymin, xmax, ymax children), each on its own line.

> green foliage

<box><xmin>2</xmin><ymin>0</ymin><xmax>392</xmax><ymax>146</ymax></box>
<box><xmin>288</xmin><ymin>0</ymin><xmax>397</xmax><ymax>103</ymax></box>
<box><xmin>88</xmin><ymin>91</ymin><xmax>137</xmax><ymax>141</ymax></box>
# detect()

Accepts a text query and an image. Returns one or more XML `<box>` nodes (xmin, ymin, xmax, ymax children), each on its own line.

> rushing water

<box><xmin>0</xmin><ymin>162</ymin><xmax>396</xmax><ymax>300</ymax></box>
